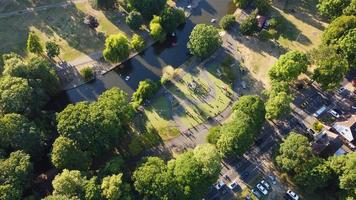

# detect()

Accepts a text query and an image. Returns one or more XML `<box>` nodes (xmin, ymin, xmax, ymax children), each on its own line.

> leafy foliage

<box><xmin>45</xmin><ymin>41</ymin><xmax>60</xmax><ymax>59</ymax></box>
<box><xmin>269</xmin><ymin>51</ymin><xmax>309</xmax><ymax>82</ymax></box>
<box><xmin>52</xmin><ymin>170</ymin><xmax>87</xmax><ymax>199</ymax></box>
<box><xmin>276</xmin><ymin>133</ymin><xmax>313</xmax><ymax>174</ymax></box>
<box><xmin>51</xmin><ymin>136</ymin><xmax>90</xmax><ymax>170</ymax></box>
<box><xmin>338</xmin><ymin>28</ymin><xmax>356</xmax><ymax>69</ymax></box>
<box><xmin>265</xmin><ymin>91</ymin><xmax>293</xmax><ymax>120</ymax></box>
<box><xmin>126</xmin><ymin>11</ymin><xmax>143</xmax><ymax>30</ymax></box>
<box><xmin>317</xmin><ymin>0</ymin><xmax>351</xmax><ymax>19</ymax></box>
<box><xmin>79</xmin><ymin>67</ymin><xmax>94</xmax><ymax>82</ymax></box>
<box><xmin>206</xmin><ymin>126</ymin><xmax>222</xmax><ymax>144</ymax></box>
<box><xmin>149</xmin><ymin>16</ymin><xmax>167</xmax><ymax>43</ymax></box>
<box><xmin>160</xmin><ymin>7</ymin><xmax>186</xmax><ymax>33</ymax></box>
<box><xmin>240</xmin><ymin>11</ymin><xmax>259</xmax><ymax>35</ymax></box>
<box><xmin>322</xmin><ymin>15</ymin><xmax>356</xmax><ymax>46</ymax></box>
<box><xmin>26</xmin><ymin>32</ymin><xmax>43</xmax><ymax>55</ymax></box>
<box><xmin>128</xmin><ymin>0</ymin><xmax>167</xmax><ymax>18</ymax></box>
<box><xmin>101</xmin><ymin>173</ymin><xmax>131</xmax><ymax>200</ymax></box>
<box><xmin>219</xmin><ymin>14</ymin><xmax>235</xmax><ymax>30</ymax></box>
<box><xmin>188</xmin><ymin>24</ymin><xmax>221</xmax><ymax>58</ymax></box>
<box><xmin>131</xmin><ymin>79</ymin><xmax>159</xmax><ymax>109</ymax></box>
<box><xmin>130</xmin><ymin>34</ymin><xmax>146</xmax><ymax>51</ymax></box>
<box><xmin>103</xmin><ymin>33</ymin><xmax>131</xmax><ymax>63</ymax></box>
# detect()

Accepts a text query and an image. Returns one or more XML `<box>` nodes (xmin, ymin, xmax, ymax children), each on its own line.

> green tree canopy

<box><xmin>265</xmin><ymin>91</ymin><xmax>293</xmax><ymax>120</ymax></box>
<box><xmin>149</xmin><ymin>16</ymin><xmax>167</xmax><ymax>43</ymax></box>
<box><xmin>45</xmin><ymin>41</ymin><xmax>60</xmax><ymax>59</ymax></box>
<box><xmin>240</xmin><ymin>11</ymin><xmax>258</xmax><ymax>35</ymax></box>
<box><xmin>0</xmin><ymin>114</ymin><xmax>43</xmax><ymax>157</ymax></box>
<box><xmin>52</xmin><ymin>170</ymin><xmax>87</xmax><ymax>198</ymax></box>
<box><xmin>322</xmin><ymin>15</ymin><xmax>356</xmax><ymax>46</ymax></box>
<box><xmin>27</xmin><ymin>32</ymin><xmax>43</xmax><ymax>55</ymax></box>
<box><xmin>103</xmin><ymin>33</ymin><xmax>131</xmax><ymax>63</ymax></box>
<box><xmin>128</xmin><ymin>0</ymin><xmax>167</xmax><ymax>18</ymax></box>
<box><xmin>269</xmin><ymin>50</ymin><xmax>309</xmax><ymax>82</ymax></box>
<box><xmin>160</xmin><ymin>7</ymin><xmax>185</xmax><ymax>33</ymax></box>
<box><xmin>0</xmin><ymin>151</ymin><xmax>33</xmax><ymax>199</ymax></box>
<box><xmin>311</xmin><ymin>46</ymin><xmax>349</xmax><ymax>91</ymax></box>
<box><xmin>51</xmin><ymin>136</ymin><xmax>90</xmax><ymax>170</ymax></box>
<box><xmin>131</xmin><ymin>34</ymin><xmax>146</xmax><ymax>51</ymax></box>
<box><xmin>317</xmin><ymin>0</ymin><xmax>352</xmax><ymax>19</ymax></box>
<box><xmin>101</xmin><ymin>173</ymin><xmax>131</xmax><ymax>200</ymax></box>
<box><xmin>219</xmin><ymin>14</ymin><xmax>236</xmax><ymax>30</ymax></box>
<box><xmin>232</xmin><ymin>95</ymin><xmax>266</xmax><ymax>128</ymax></box>
<box><xmin>206</xmin><ymin>126</ymin><xmax>222</xmax><ymax>145</ymax></box>
<box><xmin>339</xmin><ymin>28</ymin><xmax>356</xmax><ymax>69</ymax></box>
<box><xmin>0</xmin><ymin>76</ymin><xmax>33</xmax><ymax>114</ymax></box>
<box><xmin>131</xmin><ymin>79</ymin><xmax>159</xmax><ymax>109</ymax></box>
<box><xmin>188</xmin><ymin>24</ymin><xmax>221</xmax><ymax>58</ymax></box>
<box><xmin>126</xmin><ymin>11</ymin><xmax>143</xmax><ymax>30</ymax></box>
<box><xmin>276</xmin><ymin>133</ymin><xmax>313</xmax><ymax>174</ymax></box>
<box><xmin>84</xmin><ymin>177</ymin><xmax>102</xmax><ymax>200</ymax></box>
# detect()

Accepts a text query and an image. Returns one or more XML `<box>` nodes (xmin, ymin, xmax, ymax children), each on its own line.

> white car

<box><xmin>260</xmin><ymin>179</ymin><xmax>271</xmax><ymax>190</ymax></box>
<box><xmin>329</xmin><ymin>109</ymin><xmax>340</xmax><ymax>118</ymax></box>
<box><xmin>228</xmin><ymin>181</ymin><xmax>238</xmax><ymax>190</ymax></box>
<box><xmin>337</xmin><ymin>87</ymin><xmax>346</xmax><ymax>94</ymax></box>
<box><xmin>211</xmin><ymin>18</ymin><xmax>217</xmax><ymax>23</ymax></box>
<box><xmin>286</xmin><ymin>189</ymin><xmax>299</xmax><ymax>200</ymax></box>
<box><xmin>256</xmin><ymin>183</ymin><xmax>268</xmax><ymax>195</ymax></box>
<box><xmin>214</xmin><ymin>180</ymin><xmax>225</xmax><ymax>190</ymax></box>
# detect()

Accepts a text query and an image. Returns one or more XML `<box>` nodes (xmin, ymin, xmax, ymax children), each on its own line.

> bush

<box><xmin>103</xmin><ymin>33</ymin><xmax>131</xmax><ymax>63</ymax></box>
<box><xmin>131</xmin><ymin>79</ymin><xmax>160</xmax><ymax>109</ymax></box>
<box><xmin>80</xmin><ymin>67</ymin><xmax>94</xmax><ymax>82</ymax></box>
<box><xmin>240</xmin><ymin>11</ymin><xmax>258</xmax><ymax>35</ymax></box>
<box><xmin>126</xmin><ymin>11</ymin><xmax>143</xmax><ymax>30</ymax></box>
<box><xmin>268</xmin><ymin>28</ymin><xmax>278</xmax><ymax>39</ymax></box>
<box><xmin>219</xmin><ymin>14</ymin><xmax>236</xmax><ymax>30</ymax></box>
<box><xmin>268</xmin><ymin>17</ymin><xmax>278</xmax><ymax>29</ymax></box>
<box><xmin>149</xmin><ymin>16</ymin><xmax>166</xmax><ymax>43</ymax></box>
<box><xmin>131</xmin><ymin>34</ymin><xmax>146</xmax><ymax>51</ymax></box>
<box><xmin>206</xmin><ymin>126</ymin><xmax>221</xmax><ymax>144</ymax></box>
<box><xmin>259</xmin><ymin>29</ymin><xmax>271</xmax><ymax>41</ymax></box>
<box><xmin>160</xmin><ymin>7</ymin><xmax>186</xmax><ymax>33</ymax></box>
<box><xmin>313</xmin><ymin>122</ymin><xmax>323</xmax><ymax>132</ymax></box>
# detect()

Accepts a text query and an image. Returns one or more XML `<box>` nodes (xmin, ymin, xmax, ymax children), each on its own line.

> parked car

<box><xmin>228</xmin><ymin>181</ymin><xmax>239</xmax><ymax>190</ymax></box>
<box><xmin>251</xmin><ymin>188</ymin><xmax>262</xmax><ymax>199</ymax></box>
<box><xmin>307</xmin><ymin>128</ymin><xmax>315</xmax><ymax>135</ymax></box>
<box><xmin>286</xmin><ymin>189</ymin><xmax>299</xmax><ymax>200</ymax></box>
<box><xmin>329</xmin><ymin>109</ymin><xmax>340</xmax><ymax>118</ymax></box>
<box><xmin>261</xmin><ymin>179</ymin><xmax>271</xmax><ymax>190</ymax></box>
<box><xmin>256</xmin><ymin>183</ymin><xmax>268</xmax><ymax>195</ymax></box>
<box><xmin>245</xmin><ymin>195</ymin><xmax>252</xmax><ymax>200</ymax></box>
<box><xmin>214</xmin><ymin>180</ymin><xmax>225</xmax><ymax>190</ymax></box>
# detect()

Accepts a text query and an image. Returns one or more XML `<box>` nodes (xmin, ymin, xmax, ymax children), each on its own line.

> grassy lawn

<box><xmin>0</xmin><ymin>1</ymin><xmax>126</xmax><ymax>60</ymax></box>
<box><xmin>0</xmin><ymin>0</ymin><xmax>65</xmax><ymax>13</ymax></box>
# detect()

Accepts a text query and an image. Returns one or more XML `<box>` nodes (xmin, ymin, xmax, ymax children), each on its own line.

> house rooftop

<box><xmin>332</xmin><ymin>115</ymin><xmax>356</xmax><ymax>142</ymax></box>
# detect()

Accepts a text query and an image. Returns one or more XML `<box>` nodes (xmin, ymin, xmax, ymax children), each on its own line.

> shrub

<box><xmin>259</xmin><ymin>29</ymin><xmax>271</xmax><ymax>41</ymax></box>
<box><xmin>268</xmin><ymin>28</ymin><xmax>278</xmax><ymax>39</ymax></box>
<box><xmin>131</xmin><ymin>79</ymin><xmax>160</xmax><ymax>109</ymax></box>
<box><xmin>126</xmin><ymin>11</ymin><xmax>143</xmax><ymax>30</ymax></box>
<box><xmin>149</xmin><ymin>16</ymin><xmax>166</xmax><ymax>43</ymax></box>
<box><xmin>207</xmin><ymin>126</ymin><xmax>221</xmax><ymax>144</ymax></box>
<box><xmin>131</xmin><ymin>34</ymin><xmax>146</xmax><ymax>51</ymax></box>
<box><xmin>219</xmin><ymin>14</ymin><xmax>236</xmax><ymax>30</ymax></box>
<box><xmin>240</xmin><ymin>11</ymin><xmax>258</xmax><ymax>35</ymax></box>
<box><xmin>103</xmin><ymin>33</ymin><xmax>131</xmax><ymax>63</ymax></box>
<box><xmin>313</xmin><ymin>122</ymin><xmax>323</xmax><ymax>132</ymax></box>
<box><xmin>80</xmin><ymin>67</ymin><xmax>94</xmax><ymax>82</ymax></box>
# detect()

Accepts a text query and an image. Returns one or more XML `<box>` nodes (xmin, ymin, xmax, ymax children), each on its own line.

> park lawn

<box><xmin>0</xmin><ymin>0</ymin><xmax>65</xmax><ymax>13</ymax></box>
<box><xmin>144</xmin><ymin>96</ymin><xmax>180</xmax><ymax>141</ymax></box>
<box><xmin>0</xmin><ymin>1</ymin><xmax>127</xmax><ymax>61</ymax></box>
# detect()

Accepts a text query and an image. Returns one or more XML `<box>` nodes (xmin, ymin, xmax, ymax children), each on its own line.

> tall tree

<box><xmin>239</xmin><ymin>11</ymin><xmax>258</xmax><ymax>35</ymax></box>
<box><xmin>188</xmin><ymin>24</ymin><xmax>222</xmax><ymax>58</ymax></box>
<box><xmin>311</xmin><ymin>46</ymin><xmax>349</xmax><ymax>91</ymax></box>
<box><xmin>103</xmin><ymin>33</ymin><xmax>131</xmax><ymax>63</ymax></box>
<box><xmin>51</xmin><ymin>136</ymin><xmax>90</xmax><ymax>170</ymax></box>
<box><xmin>317</xmin><ymin>0</ymin><xmax>351</xmax><ymax>19</ymax></box>
<box><xmin>232</xmin><ymin>95</ymin><xmax>266</xmax><ymax>128</ymax></box>
<box><xmin>276</xmin><ymin>133</ymin><xmax>313</xmax><ymax>174</ymax></box>
<box><xmin>265</xmin><ymin>91</ymin><xmax>293</xmax><ymax>120</ymax></box>
<box><xmin>339</xmin><ymin>28</ymin><xmax>356</xmax><ymax>69</ymax></box>
<box><xmin>26</xmin><ymin>32</ymin><xmax>43</xmax><ymax>55</ymax></box>
<box><xmin>128</xmin><ymin>0</ymin><xmax>167</xmax><ymax>18</ymax></box>
<box><xmin>269</xmin><ymin>50</ymin><xmax>309</xmax><ymax>83</ymax></box>
<box><xmin>160</xmin><ymin>7</ymin><xmax>185</xmax><ymax>33</ymax></box>
<box><xmin>46</xmin><ymin>41</ymin><xmax>60</xmax><ymax>59</ymax></box>
<box><xmin>0</xmin><ymin>113</ymin><xmax>43</xmax><ymax>157</ymax></box>
<box><xmin>52</xmin><ymin>170</ymin><xmax>87</xmax><ymax>199</ymax></box>
<box><xmin>322</xmin><ymin>15</ymin><xmax>356</xmax><ymax>46</ymax></box>
<box><xmin>101</xmin><ymin>173</ymin><xmax>131</xmax><ymax>200</ymax></box>
<box><xmin>0</xmin><ymin>76</ymin><xmax>33</xmax><ymax>114</ymax></box>
<box><xmin>149</xmin><ymin>16</ymin><xmax>167</xmax><ymax>43</ymax></box>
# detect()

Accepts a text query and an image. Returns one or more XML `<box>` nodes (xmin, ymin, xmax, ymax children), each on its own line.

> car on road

<box><xmin>268</xmin><ymin>175</ymin><xmax>277</xmax><ymax>185</ymax></box>
<box><xmin>261</xmin><ymin>179</ymin><xmax>271</xmax><ymax>190</ymax></box>
<box><xmin>228</xmin><ymin>181</ymin><xmax>239</xmax><ymax>190</ymax></box>
<box><xmin>251</xmin><ymin>188</ymin><xmax>262</xmax><ymax>199</ymax></box>
<box><xmin>214</xmin><ymin>180</ymin><xmax>225</xmax><ymax>190</ymax></box>
<box><xmin>329</xmin><ymin>109</ymin><xmax>340</xmax><ymax>118</ymax></box>
<box><xmin>286</xmin><ymin>189</ymin><xmax>299</xmax><ymax>200</ymax></box>
<box><xmin>256</xmin><ymin>183</ymin><xmax>268</xmax><ymax>195</ymax></box>
<box><xmin>240</xmin><ymin>171</ymin><xmax>249</xmax><ymax>181</ymax></box>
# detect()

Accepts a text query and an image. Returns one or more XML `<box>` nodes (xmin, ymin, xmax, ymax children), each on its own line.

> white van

<box><xmin>313</xmin><ymin>105</ymin><xmax>326</xmax><ymax>118</ymax></box>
